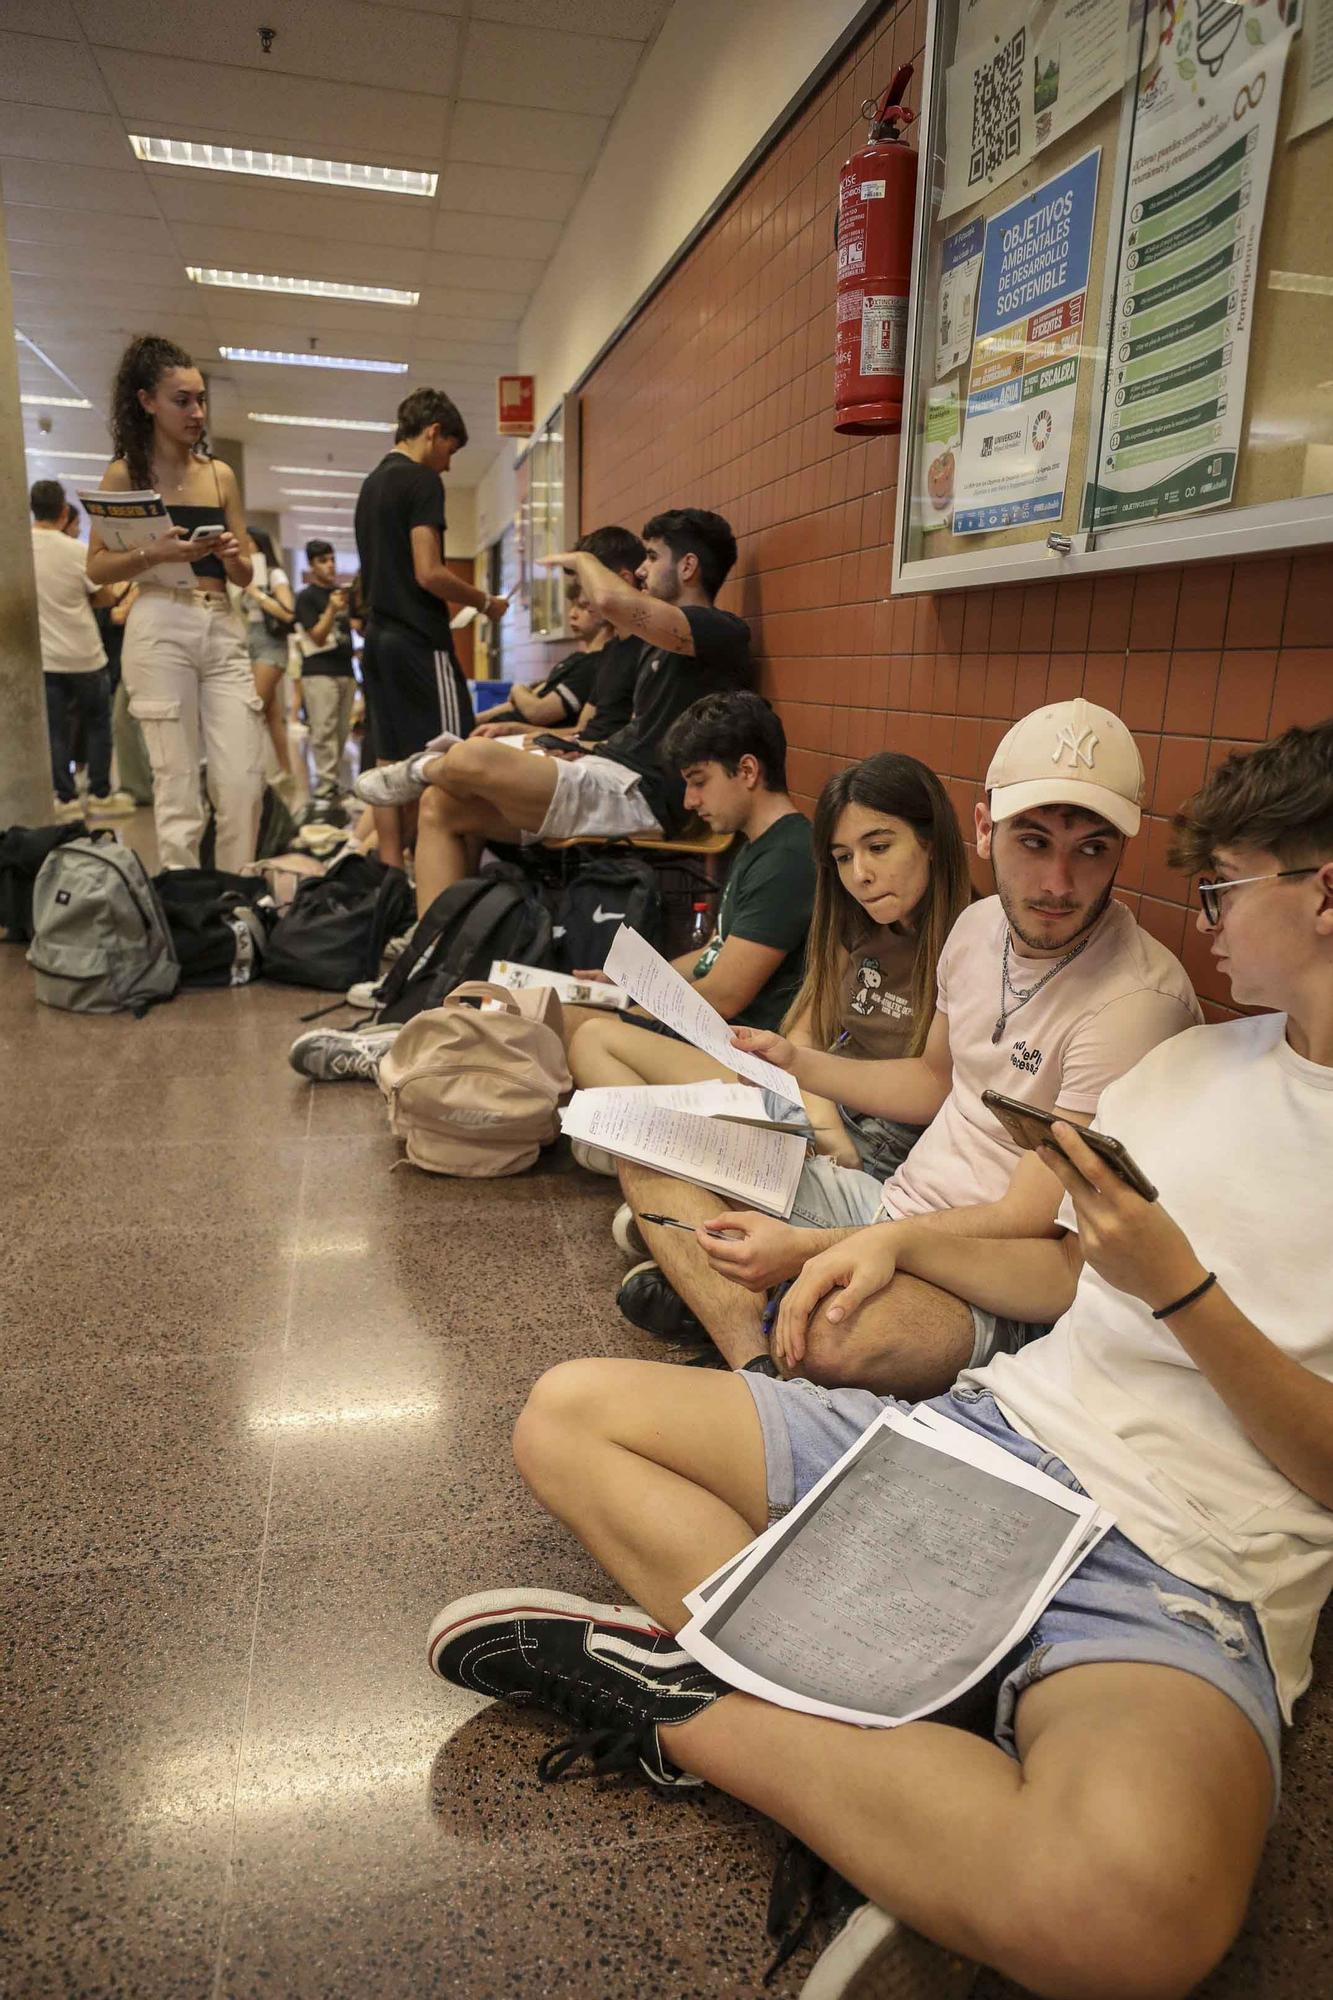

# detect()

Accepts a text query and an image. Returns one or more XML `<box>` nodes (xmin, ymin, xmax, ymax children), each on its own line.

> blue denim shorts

<box><xmin>739</xmin><ymin>1374</ymin><xmax>1283</xmax><ymax>1802</ymax></box>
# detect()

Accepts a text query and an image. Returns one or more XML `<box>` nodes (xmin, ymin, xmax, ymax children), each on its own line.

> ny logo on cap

<box><xmin>1051</xmin><ymin>722</ymin><xmax>1097</xmax><ymax>769</ymax></box>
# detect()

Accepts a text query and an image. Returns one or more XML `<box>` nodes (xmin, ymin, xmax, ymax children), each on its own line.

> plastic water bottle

<box><xmin>689</xmin><ymin>899</ymin><xmax>713</xmax><ymax>949</ymax></box>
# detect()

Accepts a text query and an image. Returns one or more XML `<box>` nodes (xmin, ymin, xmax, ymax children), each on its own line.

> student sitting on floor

<box><xmin>353</xmin><ymin>508</ymin><xmax>752</xmax><ymax>918</ymax></box>
<box><xmin>427</xmin><ymin>719</ymin><xmax>1333</xmax><ymax>2000</ymax></box>
<box><xmin>471</xmin><ymin>527</ymin><xmax>646</xmax><ymax>744</ymax></box>
<box><xmin>575</xmin><ymin>750</ymin><xmax>971</xmax><ymax>1264</ymax></box>
<box><xmin>564</xmin><ymin>691</ymin><xmax>816</xmax><ymax>1166</ymax></box>
<box><xmin>614</xmin><ymin>699</ymin><xmax>1201</xmax><ymax>1376</ymax></box>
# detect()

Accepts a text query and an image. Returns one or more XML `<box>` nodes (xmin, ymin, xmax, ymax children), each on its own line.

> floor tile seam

<box><xmin>0</xmin><ymin>1342</ymin><xmax>291</xmax><ymax>1381</ymax></box>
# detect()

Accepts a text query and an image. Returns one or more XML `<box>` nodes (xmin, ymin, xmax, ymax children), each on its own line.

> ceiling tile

<box><xmin>473</xmin><ymin>0</ymin><xmax>667</xmax><ymax>37</ymax></box>
<box><xmin>150</xmin><ymin>174</ymin><xmax>433</xmax><ymax>251</ymax></box>
<box><xmin>74</xmin><ymin>0</ymin><xmax>461</xmax><ymax>97</ymax></box>
<box><xmin>418</xmin><ymin>250</ymin><xmax>545</xmax><ymax>294</ymax></box>
<box><xmin>448</xmin><ymin>100</ymin><xmax>605</xmax><ymax>175</ymax></box>
<box><xmin>431</xmin><ymin>208</ymin><xmax>561</xmax><ymax>261</ymax></box>
<box><xmin>164</xmin><ymin>221</ymin><xmax>427</xmax><ymax>291</ymax></box>
<box><xmin>2</xmin><ymin>204</ymin><xmax>175</xmax><ymax>258</ymax></box>
<box><xmin>3</xmin><ymin>1</ymin><xmax>80</xmax><ymax>33</ymax></box>
<box><xmin>203</xmin><ymin>314</ymin><xmax>419</xmax><ymax>362</ymax></box>
<box><xmin>415</xmin><ymin>287</ymin><xmax>526</xmax><ymax>325</ymax></box>
<box><xmin>459</xmin><ymin>21</ymin><xmax>640</xmax><ymax>115</ymax></box>
<box><xmin>0</xmin><ymin>160</ymin><xmax>159</xmax><ymax>217</ymax></box>
<box><xmin>96</xmin><ymin>51</ymin><xmax>448</xmax><ymax>159</ymax></box>
<box><xmin>9</xmin><ymin>240</ymin><xmax>186</xmax><ymax>287</ymax></box>
<box><xmin>437</xmin><ymin>160</ymin><xmax>582</xmax><ymax>223</ymax></box>
<box><xmin>0</xmin><ymin>107</ymin><xmax>127</xmax><ymax>168</ymax></box>
<box><xmin>0</xmin><ymin>31</ymin><xmax>112</xmax><ymax>113</ymax></box>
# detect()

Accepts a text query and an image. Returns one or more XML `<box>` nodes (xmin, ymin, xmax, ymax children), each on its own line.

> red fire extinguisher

<box><xmin>834</xmin><ymin>67</ymin><xmax>918</xmax><ymax>435</ymax></box>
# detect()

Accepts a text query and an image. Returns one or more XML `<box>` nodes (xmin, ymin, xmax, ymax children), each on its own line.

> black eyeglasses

<box><xmin>1196</xmin><ymin>868</ymin><xmax>1320</xmax><ymax>927</ymax></box>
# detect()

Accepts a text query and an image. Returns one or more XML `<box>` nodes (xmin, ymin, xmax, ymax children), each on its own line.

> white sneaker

<box><xmin>86</xmin><ymin>790</ymin><xmax>137</xmax><ymax>817</ymax></box>
<box><xmin>288</xmin><ymin>1024</ymin><xmax>399</xmax><ymax>1082</ymax></box>
<box><xmin>353</xmin><ymin>752</ymin><xmax>435</xmax><ymax>807</ymax></box>
<box><xmin>571</xmin><ymin>1138</ymin><xmax>619</xmax><ymax>1177</ymax></box>
<box><xmin>345</xmin><ymin>978</ymin><xmax>385</xmax><ymax>1010</ymax></box>
<box><xmin>53</xmin><ymin>798</ymin><xmax>85</xmax><ymax>823</ymax></box>
<box><xmin>798</xmin><ymin>1898</ymin><xmax>976</xmax><ymax>2000</ymax></box>
<box><xmin>612</xmin><ymin>1203</ymin><xmax>647</xmax><ymax>1260</ymax></box>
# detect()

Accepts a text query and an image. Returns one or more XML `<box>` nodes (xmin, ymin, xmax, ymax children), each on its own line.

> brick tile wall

<box><xmin>567</xmin><ymin>0</ymin><xmax>1330</xmax><ymax>1021</ymax></box>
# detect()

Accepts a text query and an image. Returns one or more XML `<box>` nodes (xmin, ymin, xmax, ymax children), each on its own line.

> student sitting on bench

<box><xmin>353</xmin><ymin>509</ymin><xmax>752</xmax><ymax>917</ymax></box>
<box><xmin>427</xmin><ymin>719</ymin><xmax>1333</xmax><ymax>2000</ymax></box>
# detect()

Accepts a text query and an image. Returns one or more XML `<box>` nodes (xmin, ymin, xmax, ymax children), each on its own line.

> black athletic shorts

<box><xmin>361</xmin><ymin>616</ymin><xmax>475</xmax><ymax>761</ymax></box>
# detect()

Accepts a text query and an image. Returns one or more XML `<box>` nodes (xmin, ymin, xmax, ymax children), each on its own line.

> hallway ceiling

<box><xmin>4</xmin><ymin>0</ymin><xmax>669</xmax><ymax>548</ymax></box>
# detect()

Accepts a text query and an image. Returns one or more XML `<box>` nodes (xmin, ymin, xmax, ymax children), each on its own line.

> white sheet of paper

<box><xmin>680</xmin><ymin>1409</ymin><xmax>1112</xmax><ymax>1727</ymax></box>
<box><xmin>559</xmin><ymin>1089</ymin><xmax>807</xmax><ymax>1217</ymax></box>
<box><xmin>602</xmin><ymin>925</ymin><xmax>803</xmax><ymax>1106</ymax></box>
<box><xmin>450</xmin><ymin>605</ymin><xmax>479</xmax><ymax>630</ymax></box>
<box><xmin>488</xmin><ymin>960</ymin><xmax>629</xmax><ymax>1011</ymax></box>
<box><xmin>579</xmin><ymin>1080</ymin><xmax>805</xmax><ymax>1131</ymax></box>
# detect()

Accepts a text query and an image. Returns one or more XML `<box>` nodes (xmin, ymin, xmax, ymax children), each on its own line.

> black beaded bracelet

<box><xmin>1151</xmin><ymin>1271</ymin><xmax>1217</xmax><ymax>1320</ymax></box>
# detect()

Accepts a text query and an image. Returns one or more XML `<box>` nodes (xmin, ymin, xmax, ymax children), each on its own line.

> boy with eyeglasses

<box><xmin>428</xmin><ymin>720</ymin><xmax>1333</xmax><ymax>2000</ymax></box>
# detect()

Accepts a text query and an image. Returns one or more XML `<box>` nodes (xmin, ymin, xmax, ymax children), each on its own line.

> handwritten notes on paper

<box><xmin>602</xmin><ymin>926</ymin><xmax>803</xmax><ymax>1106</ymax></box>
<box><xmin>560</xmin><ymin>1090</ymin><xmax>807</xmax><ymax>1217</ymax></box>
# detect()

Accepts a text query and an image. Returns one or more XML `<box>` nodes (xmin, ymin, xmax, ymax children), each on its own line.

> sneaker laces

<box><xmin>505</xmin><ymin>1660</ymin><xmax>663</xmax><ymax>1787</ymax></box>
<box><xmin>763</xmin><ymin>1835</ymin><xmax>854</xmax><ymax>1985</ymax></box>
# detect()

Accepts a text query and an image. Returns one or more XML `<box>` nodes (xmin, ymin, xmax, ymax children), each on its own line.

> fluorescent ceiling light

<box><xmin>283</xmin><ymin>488</ymin><xmax>361</xmax><ymax>499</ymax></box>
<box><xmin>129</xmin><ymin>134</ymin><xmax>436</xmax><ymax>198</ymax></box>
<box><xmin>271</xmin><ymin>463</ymin><xmax>363</xmax><ymax>476</ymax></box>
<box><xmin>250</xmin><ymin>412</ymin><xmax>392</xmax><ymax>432</ymax></box>
<box><xmin>24</xmin><ymin>448</ymin><xmax>108</xmax><ymax>461</ymax></box>
<box><xmin>21</xmin><ymin>393</ymin><xmax>92</xmax><ymax>408</ymax></box>
<box><xmin>188</xmin><ymin>266</ymin><xmax>417</xmax><ymax>306</ymax></box>
<box><xmin>1268</xmin><ymin>270</ymin><xmax>1333</xmax><ymax>297</ymax></box>
<box><xmin>294</xmin><ymin>524</ymin><xmax>357</xmax><ymax>536</ymax></box>
<box><xmin>221</xmin><ymin>346</ymin><xmax>407</xmax><ymax>373</ymax></box>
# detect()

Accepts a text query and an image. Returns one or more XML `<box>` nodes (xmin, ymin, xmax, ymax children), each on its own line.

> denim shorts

<box><xmin>739</xmin><ymin>1375</ymin><xmax>1283</xmax><ymax>1801</ymax></box>
<box><xmin>780</xmin><ymin>1157</ymin><xmax>1046</xmax><ymax>1370</ymax></box>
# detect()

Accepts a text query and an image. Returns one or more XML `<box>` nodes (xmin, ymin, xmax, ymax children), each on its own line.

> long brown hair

<box><xmin>109</xmin><ymin>334</ymin><xmax>199</xmax><ymax>491</ymax></box>
<box><xmin>784</xmin><ymin>753</ymin><xmax>971</xmax><ymax>1057</ymax></box>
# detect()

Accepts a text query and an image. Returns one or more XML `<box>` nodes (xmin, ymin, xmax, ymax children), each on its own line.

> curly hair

<box><xmin>109</xmin><ymin>334</ymin><xmax>198</xmax><ymax>490</ymax></box>
<box><xmin>1170</xmin><ymin>722</ymin><xmax>1333</xmax><ymax>874</ymax></box>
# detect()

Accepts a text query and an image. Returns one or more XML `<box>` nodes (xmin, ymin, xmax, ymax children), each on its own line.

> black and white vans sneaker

<box><xmin>769</xmin><ymin>1838</ymin><xmax>976</xmax><ymax>1999</ymax></box>
<box><xmin>426</xmin><ymin>1588</ymin><xmax>724</xmax><ymax>1787</ymax></box>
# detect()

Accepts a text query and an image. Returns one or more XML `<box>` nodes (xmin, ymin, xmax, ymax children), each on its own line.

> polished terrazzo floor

<box><xmin>3</xmin><ymin>811</ymin><xmax>1328</xmax><ymax>1998</ymax></box>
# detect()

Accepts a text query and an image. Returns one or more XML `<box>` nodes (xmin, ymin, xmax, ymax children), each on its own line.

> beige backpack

<box><xmin>376</xmin><ymin>979</ymin><xmax>571</xmax><ymax>1177</ymax></box>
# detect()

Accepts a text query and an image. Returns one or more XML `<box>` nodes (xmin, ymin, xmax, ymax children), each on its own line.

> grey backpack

<box><xmin>28</xmin><ymin>835</ymin><xmax>180</xmax><ymax>1015</ymax></box>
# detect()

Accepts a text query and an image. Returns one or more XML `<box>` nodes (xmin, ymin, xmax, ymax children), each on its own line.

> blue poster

<box><xmin>974</xmin><ymin>148</ymin><xmax>1099</xmax><ymax>343</ymax></box>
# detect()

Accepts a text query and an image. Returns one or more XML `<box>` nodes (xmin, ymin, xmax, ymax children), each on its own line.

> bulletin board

<box><xmin>892</xmin><ymin>0</ymin><xmax>1333</xmax><ymax>595</ymax></box>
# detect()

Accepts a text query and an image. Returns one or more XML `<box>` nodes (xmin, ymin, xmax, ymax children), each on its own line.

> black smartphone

<box><xmin>530</xmin><ymin>733</ymin><xmax>585</xmax><ymax>756</ymax></box>
<box><xmin>980</xmin><ymin>1089</ymin><xmax>1159</xmax><ymax>1202</ymax></box>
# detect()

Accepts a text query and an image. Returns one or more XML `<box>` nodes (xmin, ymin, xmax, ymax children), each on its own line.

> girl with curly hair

<box><xmin>87</xmin><ymin>334</ymin><xmax>264</xmax><ymax>870</ymax></box>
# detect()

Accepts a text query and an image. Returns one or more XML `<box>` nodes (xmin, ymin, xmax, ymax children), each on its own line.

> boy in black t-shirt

<box><xmin>354</xmin><ymin>386</ymin><xmax>509</xmax><ymax>866</ymax></box>
<box><xmin>472</xmin><ymin>526</ymin><xmax>646</xmax><ymax>745</ymax></box>
<box><xmin>355</xmin><ymin>507</ymin><xmax>752</xmax><ymax>917</ymax></box>
<box><xmin>295</xmin><ymin>541</ymin><xmax>357</xmax><ymax>809</ymax></box>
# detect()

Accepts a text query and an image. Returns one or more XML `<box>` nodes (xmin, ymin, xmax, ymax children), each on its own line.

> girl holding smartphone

<box><xmin>87</xmin><ymin>334</ymin><xmax>264</xmax><ymax>871</ymax></box>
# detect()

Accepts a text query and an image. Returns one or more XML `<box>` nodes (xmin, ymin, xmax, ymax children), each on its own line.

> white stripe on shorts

<box><xmin>434</xmin><ymin>649</ymin><xmax>460</xmax><ymax>739</ymax></box>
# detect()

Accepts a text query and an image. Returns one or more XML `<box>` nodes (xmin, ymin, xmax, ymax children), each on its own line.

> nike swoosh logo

<box><xmin>592</xmin><ymin>907</ymin><xmax>626</xmax><ymax>923</ymax></box>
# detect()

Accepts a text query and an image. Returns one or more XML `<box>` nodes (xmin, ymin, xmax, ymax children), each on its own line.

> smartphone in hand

<box><xmin>981</xmin><ymin>1089</ymin><xmax>1159</xmax><ymax>1202</ymax></box>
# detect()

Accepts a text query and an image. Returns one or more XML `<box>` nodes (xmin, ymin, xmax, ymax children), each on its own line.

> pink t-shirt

<box><xmin>881</xmin><ymin>896</ymin><xmax>1202</xmax><ymax>1218</ymax></box>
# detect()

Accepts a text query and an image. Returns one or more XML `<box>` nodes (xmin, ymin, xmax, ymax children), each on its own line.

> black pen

<box><xmin>641</xmin><ymin>1211</ymin><xmax>738</xmax><ymax>1237</ymax></box>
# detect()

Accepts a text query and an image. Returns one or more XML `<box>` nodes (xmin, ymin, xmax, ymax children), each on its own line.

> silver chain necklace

<box><xmin>992</xmin><ymin>929</ymin><xmax>1093</xmax><ymax>1044</ymax></box>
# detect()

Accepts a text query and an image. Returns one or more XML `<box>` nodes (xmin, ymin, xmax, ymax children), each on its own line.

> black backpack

<box><xmin>265</xmin><ymin>853</ymin><xmax>413</xmax><ymax>991</ymax></box>
<box><xmin>153</xmin><ymin>868</ymin><xmax>268</xmax><ymax>988</ymax></box>
<box><xmin>200</xmin><ymin>784</ymin><xmax>299</xmax><ymax>870</ymax></box>
<box><xmin>0</xmin><ymin>820</ymin><xmax>89</xmax><ymax>942</ymax></box>
<box><xmin>371</xmin><ymin>868</ymin><xmax>555</xmax><ymax>1027</ymax></box>
<box><xmin>552</xmin><ymin>854</ymin><xmax>664</xmax><ymax>973</ymax></box>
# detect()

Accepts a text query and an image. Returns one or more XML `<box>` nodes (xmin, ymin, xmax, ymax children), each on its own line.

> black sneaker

<box><xmin>618</xmin><ymin>1261</ymin><xmax>705</xmax><ymax>1342</ymax></box>
<box><xmin>765</xmin><ymin>1837</ymin><xmax>976</xmax><ymax>1998</ymax></box>
<box><xmin>743</xmin><ymin>1354</ymin><xmax>781</xmax><ymax>1379</ymax></box>
<box><xmin>426</xmin><ymin>1588</ymin><xmax>725</xmax><ymax>1788</ymax></box>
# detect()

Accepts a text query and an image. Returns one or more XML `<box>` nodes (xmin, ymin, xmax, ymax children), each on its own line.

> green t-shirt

<box><xmin>692</xmin><ymin>810</ymin><xmax>816</xmax><ymax>1031</ymax></box>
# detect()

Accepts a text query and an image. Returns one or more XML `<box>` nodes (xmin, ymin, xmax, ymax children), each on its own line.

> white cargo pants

<box><xmin>122</xmin><ymin>591</ymin><xmax>266</xmax><ymax>872</ymax></box>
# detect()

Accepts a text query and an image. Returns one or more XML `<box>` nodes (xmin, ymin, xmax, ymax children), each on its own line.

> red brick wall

<box><xmin>575</xmin><ymin>0</ymin><xmax>1332</xmax><ymax>1022</ymax></box>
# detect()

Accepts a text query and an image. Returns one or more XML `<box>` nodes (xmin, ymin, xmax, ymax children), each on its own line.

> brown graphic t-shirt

<box><xmin>836</xmin><ymin>924</ymin><xmax>918</xmax><ymax>1061</ymax></box>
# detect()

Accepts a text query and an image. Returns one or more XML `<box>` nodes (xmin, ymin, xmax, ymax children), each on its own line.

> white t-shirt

<box><xmin>972</xmin><ymin>1014</ymin><xmax>1333</xmax><ymax>1719</ymax></box>
<box><xmin>881</xmin><ymin>896</ymin><xmax>1202</xmax><ymax>1218</ymax></box>
<box><xmin>244</xmin><ymin>549</ymin><xmax>290</xmax><ymax>624</ymax></box>
<box><xmin>30</xmin><ymin>527</ymin><xmax>105</xmax><ymax>675</ymax></box>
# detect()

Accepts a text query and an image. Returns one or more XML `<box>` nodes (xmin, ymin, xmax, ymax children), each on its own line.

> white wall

<box><xmin>445</xmin><ymin>483</ymin><xmax>478</xmax><ymax>559</ymax></box>
<box><xmin>474</xmin><ymin>0</ymin><xmax>872</xmax><ymax>552</ymax></box>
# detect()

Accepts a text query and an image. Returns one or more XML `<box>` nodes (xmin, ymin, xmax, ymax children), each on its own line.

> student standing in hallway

<box><xmin>354</xmin><ymin>386</ymin><xmax>509</xmax><ymax>868</ymax></box>
<box><xmin>294</xmin><ymin>541</ymin><xmax>357</xmax><ymax>816</ymax></box>
<box><xmin>29</xmin><ymin>481</ymin><xmax>133</xmax><ymax>819</ymax></box>
<box><xmin>87</xmin><ymin>334</ymin><xmax>264</xmax><ymax>872</ymax></box>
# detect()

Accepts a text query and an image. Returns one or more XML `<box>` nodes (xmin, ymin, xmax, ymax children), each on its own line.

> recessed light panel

<box><xmin>129</xmin><ymin>135</ymin><xmax>436</xmax><ymax>197</ymax></box>
<box><xmin>221</xmin><ymin>347</ymin><xmax>407</xmax><ymax>373</ymax></box>
<box><xmin>188</xmin><ymin>268</ymin><xmax>417</xmax><ymax>306</ymax></box>
<box><xmin>249</xmin><ymin>413</ymin><xmax>394</xmax><ymax>431</ymax></box>
<box><xmin>21</xmin><ymin>394</ymin><xmax>92</xmax><ymax>408</ymax></box>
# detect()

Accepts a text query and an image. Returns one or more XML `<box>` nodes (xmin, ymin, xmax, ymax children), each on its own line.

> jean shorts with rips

<box><xmin>738</xmin><ymin>1374</ymin><xmax>1283</xmax><ymax>1802</ymax></box>
<box><xmin>777</xmin><ymin>1152</ymin><xmax>1047</xmax><ymax>1370</ymax></box>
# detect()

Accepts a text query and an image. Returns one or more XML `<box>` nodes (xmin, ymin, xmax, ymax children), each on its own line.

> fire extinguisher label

<box><xmin>860</xmin><ymin>295</ymin><xmax>908</xmax><ymax>376</ymax></box>
<box><xmin>859</xmin><ymin>179</ymin><xmax>886</xmax><ymax>200</ymax></box>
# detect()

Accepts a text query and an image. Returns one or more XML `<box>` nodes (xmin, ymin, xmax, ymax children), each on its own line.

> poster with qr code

<box><xmin>940</xmin><ymin>0</ymin><xmax>1144</xmax><ymax>220</ymax></box>
<box><xmin>1086</xmin><ymin>15</ymin><xmax>1296</xmax><ymax>529</ymax></box>
<box><xmin>952</xmin><ymin>149</ymin><xmax>1100</xmax><ymax>534</ymax></box>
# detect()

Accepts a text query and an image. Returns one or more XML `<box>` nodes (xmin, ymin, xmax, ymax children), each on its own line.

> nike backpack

<box><xmin>377</xmin><ymin>980</ymin><xmax>570</xmax><ymax>1178</ymax></box>
<box><xmin>552</xmin><ymin>855</ymin><xmax>664</xmax><ymax>973</ymax></box>
<box><xmin>153</xmin><ymin>868</ymin><xmax>269</xmax><ymax>988</ymax></box>
<box><xmin>370</xmin><ymin>867</ymin><xmax>555</xmax><ymax>1028</ymax></box>
<box><xmin>27</xmin><ymin>834</ymin><xmax>179</xmax><ymax>1015</ymax></box>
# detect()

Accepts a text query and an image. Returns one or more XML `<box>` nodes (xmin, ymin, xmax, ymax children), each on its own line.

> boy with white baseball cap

<box><xmin>614</xmin><ymin>695</ymin><xmax>1201</xmax><ymax>1386</ymax></box>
